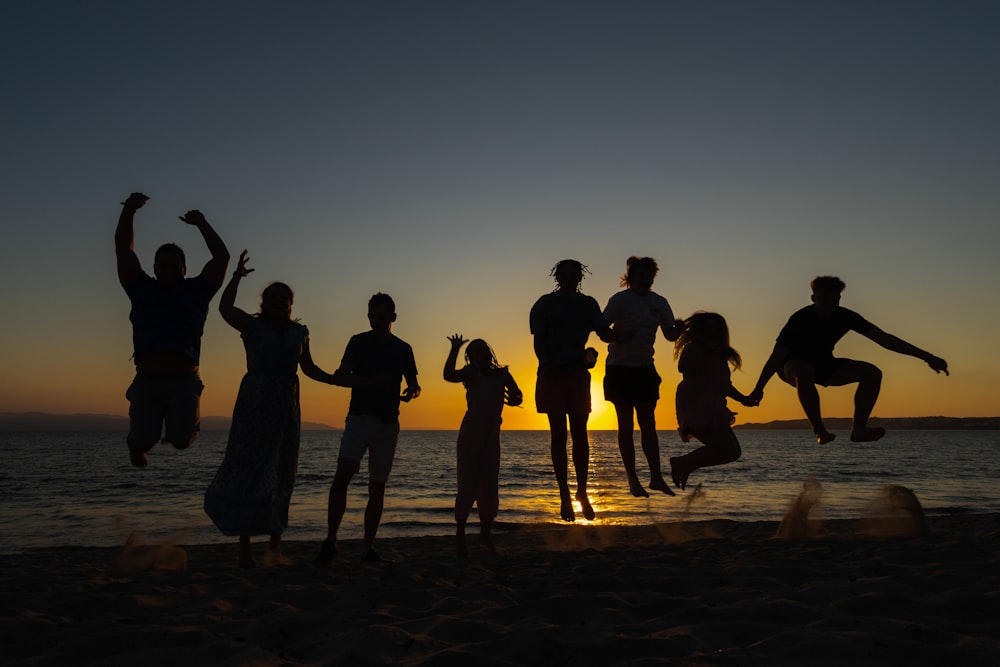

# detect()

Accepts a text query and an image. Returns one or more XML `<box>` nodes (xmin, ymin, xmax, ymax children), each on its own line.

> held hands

<box><xmin>179</xmin><ymin>209</ymin><xmax>207</xmax><ymax>226</ymax></box>
<box><xmin>447</xmin><ymin>333</ymin><xmax>468</xmax><ymax>350</ymax></box>
<box><xmin>747</xmin><ymin>389</ymin><xmax>764</xmax><ymax>407</ymax></box>
<box><xmin>121</xmin><ymin>192</ymin><xmax>149</xmax><ymax>210</ymax></box>
<box><xmin>926</xmin><ymin>355</ymin><xmax>949</xmax><ymax>376</ymax></box>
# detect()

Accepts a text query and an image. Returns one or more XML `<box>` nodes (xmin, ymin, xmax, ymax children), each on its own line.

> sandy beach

<box><xmin>4</xmin><ymin>512</ymin><xmax>1000</xmax><ymax>666</ymax></box>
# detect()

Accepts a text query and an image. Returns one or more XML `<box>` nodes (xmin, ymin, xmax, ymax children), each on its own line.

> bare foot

<box><xmin>850</xmin><ymin>426</ymin><xmax>886</xmax><ymax>442</ymax></box>
<box><xmin>628</xmin><ymin>476</ymin><xmax>650</xmax><ymax>498</ymax></box>
<box><xmin>649</xmin><ymin>477</ymin><xmax>676</xmax><ymax>497</ymax></box>
<box><xmin>129</xmin><ymin>449</ymin><xmax>149</xmax><ymax>468</ymax></box>
<box><xmin>816</xmin><ymin>430</ymin><xmax>836</xmax><ymax>444</ymax></box>
<box><xmin>576</xmin><ymin>491</ymin><xmax>596</xmax><ymax>521</ymax></box>
<box><xmin>669</xmin><ymin>457</ymin><xmax>690</xmax><ymax>491</ymax></box>
<box><xmin>559</xmin><ymin>496</ymin><xmax>575</xmax><ymax>522</ymax></box>
<box><xmin>479</xmin><ymin>527</ymin><xmax>496</xmax><ymax>554</ymax></box>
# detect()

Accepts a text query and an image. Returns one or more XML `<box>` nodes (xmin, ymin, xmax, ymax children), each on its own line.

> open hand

<box><xmin>234</xmin><ymin>250</ymin><xmax>255</xmax><ymax>278</ymax></box>
<box><xmin>447</xmin><ymin>333</ymin><xmax>468</xmax><ymax>349</ymax></box>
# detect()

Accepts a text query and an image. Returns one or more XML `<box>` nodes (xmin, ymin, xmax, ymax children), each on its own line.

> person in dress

<box><xmin>443</xmin><ymin>334</ymin><xmax>523</xmax><ymax>557</ymax></box>
<box><xmin>670</xmin><ymin>312</ymin><xmax>754</xmax><ymax>490</ymax></box>
<box><xmin>204</xmin><ymin>250</ymin><xmax>336</xmax><ymax>569</ymax></box>
<box><xmin>602</xmin><ymin>256</ymin><xmax>684</xmax><ymax>497</ymax></box>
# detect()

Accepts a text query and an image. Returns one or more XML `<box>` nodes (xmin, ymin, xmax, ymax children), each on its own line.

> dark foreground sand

<box><xmin>3</xmin><ymin>513</ymin><xmax>1000</xmax><ymax>666</ymax></box>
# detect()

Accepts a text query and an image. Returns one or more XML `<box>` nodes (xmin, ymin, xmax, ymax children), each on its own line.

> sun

<box><xmin>588</xmin><ymin>378</ymin><xmax>616</xmax><ymax>430</ymax></box>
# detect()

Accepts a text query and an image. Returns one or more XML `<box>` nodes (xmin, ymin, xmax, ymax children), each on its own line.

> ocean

<box><xmin>1</xmin><ymin>429</ymin><xmax>998</xmax><ymax>554</ymax></box>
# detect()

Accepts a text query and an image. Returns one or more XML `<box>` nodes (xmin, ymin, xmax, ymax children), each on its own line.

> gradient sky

<box><xmin>2</xmin><ymin>1</ymin><xmax>998</xmax><ymax>430</ymax></box>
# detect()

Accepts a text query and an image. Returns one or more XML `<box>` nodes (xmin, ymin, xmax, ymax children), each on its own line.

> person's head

<box><xmin>465</xmin><ymin>338</ymin><xmax>499</xmax><ymax>369</ymax></box>
<box><xmin>620</xmin><ymin>256</ymin><xmax>659</xmax><ymax>292</ymax></box>
<box><xmin>260</xmin><ymin>282</ymin><xmax>294</xmax><ymax>322</ymax></box>
<box><xmin>810</xmin><ymin>275</ymin><xmax>845</xmax><ymax>316</ymax></box>
<box><xmin>674</xmin><ymin>311</ymin><xmax>741</xmax><ymax>369</ymax></box>
<box><xmin>550</xmin><ymin>259</ymin><xmax>588</xmax><ymax>292</ymax></box>
<box><xmin>153</xmin><ymin>243</ymin><xmax>186</xmax><ymax>285</ymax></box>
<box><xmin>367</xmin><ymin>292</ymin><xmax>397</xmax><ymax>334</ymax></box>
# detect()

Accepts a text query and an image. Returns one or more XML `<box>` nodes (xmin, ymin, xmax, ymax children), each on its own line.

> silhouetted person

<box><xmin>749</xmin><ymin>276</ymin><xmax>949</xmax><ymax>443</ymax></box>
<box><xmin>115</xmin><ymin>192</ymin><xmax>230</xmax><ymax>467</ymax></box>
<box><xmin>204</xmin><ymin>251</ymin><xmax>337</xmax><ymax>569</ymax></box>
<box><xmin>670</xmin><ymin>312</ymin><xmax>754</xmax><ymax>490</ymax></box>
<box><xmin>603</xmin><ymin>256</ymin><xmax>683</xmax><ymax>497</ymax></box>
<box><xmin>444</xmin><ymin>334</ymin><xmax>522</xmax><ymax>558</ymax></box>
<box><xmin>530</xmin><ymin>259</ymin><xmax>614</xmax><ymax>522</ymax></box>
<box><xmin>315</xmin><ymin>293</ymin><xmax>420</xmax><ymax>565</ymax></box>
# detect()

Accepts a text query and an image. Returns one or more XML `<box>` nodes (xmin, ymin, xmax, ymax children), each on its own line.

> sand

<box><xmin>4</xmin><ymin>511</ymin><xmax>1000</xmax><ymax>666</ymax></box>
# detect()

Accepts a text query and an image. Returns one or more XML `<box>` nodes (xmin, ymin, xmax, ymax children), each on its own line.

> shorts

<box><xmin>603</xmin><ymin>364</ymin><xmax>661</xmax><ymax>406</ymax></box>
<box><xmin>126</xmin><ymin>373</ymin><xmax>204</xmax><ymax>452</ymax></box>
<box><xmin>781</xmin><ymin>357</ymin><xmax>843</xmax><ymax>387</ymax></box>
<box><xmin>534</xmin><ymin>366</ymin><xmax>591</xmax><ymax>415</ymax></box>
<box><xmin>338</xmin><ymin>414</ymin><xmax>401</xmax><ymax>483</ymax></box>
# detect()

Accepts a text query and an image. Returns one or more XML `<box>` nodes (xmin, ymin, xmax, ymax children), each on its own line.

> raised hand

<box><xmin>121</xmin><ymin>192</ymin><xmax>149</xmax><ymax>210</ymax></box>
<box><xmin>179</xmin><ymin>209</ymin><xmax>207</xmax><ymax>226</ymax></box>
<box><xmin>448</xmin><ymin>333</ymin><xmax>468</xmax><ymax>349</ymax></box>
<box><xmin>234</xmin><ymin>250</ymin><xmax>255</xmax><ymax>278</ymax></box>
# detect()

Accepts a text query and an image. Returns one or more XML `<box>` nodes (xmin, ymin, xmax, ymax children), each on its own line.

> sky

<box><xmin>2</xmin><ymin>1</ymin><xmax>998</xmax><ymax>430</ymax></box>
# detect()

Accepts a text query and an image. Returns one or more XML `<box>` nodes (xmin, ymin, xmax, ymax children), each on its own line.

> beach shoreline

<box><xmin>5</xmin><ymin>514</ymin><xmax>999</xmax><ymax>666</ymax></box>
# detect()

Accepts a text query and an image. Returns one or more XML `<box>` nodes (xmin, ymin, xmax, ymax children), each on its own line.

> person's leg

<box><xmin>568</xmin><ymin>411</ymin><xmax>595</xmax><ymax>520</ymax></box>
<box><xmin>547</xmin><ymin>413</ymin><xmax>574</xmax><ymax>521</ymax></box>
<box><xmin>636</xmin><ymin>401</ymin><xmax>673</xmax><ymax>495</ymax></box>
<box><xmin>825</xmin><ymin>359</ymin><xmax>885</xmax><ymax>441</ymax></box>
<box><xmin>125</xmin><ymin>376</ymin><xmax>164</xmax><ymax>468</ymax></box>
<box><xmin>669</xmin><ymin>425</ymin><xmax>741</xmax><ymax>490</ymax></box>
<box><xmin>613</xmin><ymin>403</ymin><xmax>647</xmax><ymax>497</ymax></box>
<box><xmin>781</xmin><ymin>361</ymin><xmax>834</xmax><ymax>443</ymax></box>
<box><xmin>362</xmin><ymin>480</ymin><xmax>387</xmax><ymax>557</ymax></box>
<box><xmin>163</xmin><ymin>374</ymin><xmax>203</xmax><ymax>450</ymax></box>
<box><xmin>264</xmin><ymin>534</ymin><xmax>290</xmax><ymax>566</ymax></box>
<box><xmin>315</xmin><ymin>458</ymin><xmax>357</xmax><ymax>566</ymax></box>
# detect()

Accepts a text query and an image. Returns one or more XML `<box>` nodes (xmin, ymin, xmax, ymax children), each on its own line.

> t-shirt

<box><xmin>341</xmin><ymin>331</ymin><xmax>418</xmax><ymax>423</ymax></box>
<box><xmin>603</xmin><ymin>289</ymin><xmax>675</xmax><ymax>366</ymax></box>
<box><xmin>529</xmin><ymin>291</ymin><xmax>608</xmax><ymax>370</ymax></box>
<box><xmin>776</xmin><ymin>305</ymin><xmax>874</xmax><ymax>363</ymax></box>
<box><xmin>126</xmin><ymin>273</ymin><xmax>219</xmax><ymax>363</ymax></box>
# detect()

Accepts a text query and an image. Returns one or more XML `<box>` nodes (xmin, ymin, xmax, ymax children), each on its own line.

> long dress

<box><xmin>454</xmin><ymin>367</ymin><xmax>509</xmax><ymax>524</ymax></box>
<box><xmin>204</xmin><ymin>315</ymin><xmax>307</xmax><ymax>536</ymax></box>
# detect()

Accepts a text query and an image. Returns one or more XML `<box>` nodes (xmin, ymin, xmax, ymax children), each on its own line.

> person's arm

<box><xmin>862</xmin><ymin>326</ymin><xmax>949</xmax><ymax>375</ymax></box>
<box><xmin>661</xmin><ymin>318</ymin><xmax>685</xmax><ymax>343</ymax></box>
<box><xmin>504</xmin><ymin>370</ymin><xmax>523</xmax><ymax>407</ymax></box>
<box><xmin>115</xmin><ymin>192</ymin><xmax>149</xmax><ymax>288</ymax></box>
<box><xmin>727</xmin><ymin>383</ymin><xmax>754</xmax><ymax>407</ymax></box>
<box><xmin>218</xmin><ymin>250</ymin><xmax>255</xmax><ymax>332</ymax></box>
<box><xmin>749</xmin><ymin>342</ymin><xmax>791</xmax><ymax>405</ymax></box>
<box><xmin>299</xmin><ymin>336</ymin><xmax>336</xmax><ymax>384</ymax></box>
<box><xmin>443</xmin><ymin>334</ymin><xmax>474</xmax><ymax>384</ymax></box>
<box><xmin>179</xmin><ymin>209</ymin><xmax>230</xmax><ymax>288</ymax></box>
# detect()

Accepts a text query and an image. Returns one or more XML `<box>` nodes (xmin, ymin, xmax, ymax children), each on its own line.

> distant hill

<box><xmin>0</xmin><ymin>412</ymin><xmax>336</xmax><ymax>431</ymax></box>
<box><xmin>736</xmin><ymin>416</ymin><xmax>1000</xmax><ymax>430</ymax></box>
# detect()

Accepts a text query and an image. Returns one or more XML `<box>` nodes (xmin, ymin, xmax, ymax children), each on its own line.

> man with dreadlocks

<box><xmin>530</xmin><ymin>259</ymin><xmax>616</xmax><ymax>522</ymax></box>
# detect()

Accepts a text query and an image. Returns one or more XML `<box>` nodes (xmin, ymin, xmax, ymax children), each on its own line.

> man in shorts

<box><xmin>115</xmin><ymin>192</ymin><xmax>230</xmax><ymax>468</ymax></box>
<box><xmin>749</xmin><ymin>276</ymin><xmax>949</xmax><ymax>444</ymax></box>
<box><xmin>316</xmin><ymin>293</ymin><xmax>420</xmax><ymax>565</ymax></box>
<box><xmin>530</xmin><ymin>259</ymin><xmax>615</xmax><ymax>522</ymax></box>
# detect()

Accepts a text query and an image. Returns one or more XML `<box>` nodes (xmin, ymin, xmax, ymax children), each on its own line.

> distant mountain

<box><xmin>0</xmin><ymin>412</ymin><xmax>336</xmax><ymax>431</ymax></box>
<box><xmin>736</xmin><ymin>416</ymin><xmax>1000</xmax><ymax>430</ymax></box>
